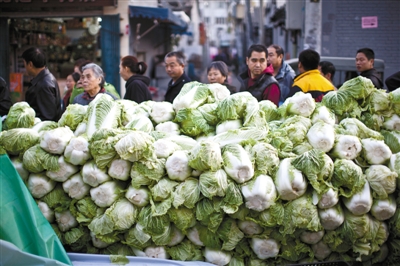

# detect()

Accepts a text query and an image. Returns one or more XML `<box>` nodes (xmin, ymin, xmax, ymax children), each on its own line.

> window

<box><xmin>204</xmin><ymin>17</ymin><xmax>210</xmax><ymax>24</ymax></box>
<box><xmin>215</xmin><ymin>17</ymin><xmax>226</xmax><ymax>24</ymax></box>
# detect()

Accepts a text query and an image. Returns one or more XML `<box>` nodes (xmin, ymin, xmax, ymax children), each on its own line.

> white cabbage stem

<box><xmin>371</xmin><ymin>195</ymin><xmax>397</xmax><ymax>221</ymax></box>
<box><xmin>342</xmin><ymin>180</ymin><xmax>372</xmax><ymax>215</ymax></box>
<box><xmin>275</xmin><ymin>158</ymin><xmax>307</xmax><ymax>201</ymax></box>
<box><xmin>186</xmin><ymin>227</ymin><xmax>204</xmax><ymax>246</ymax></box>
<box><xmin>108</xmin><ymin>159</ymin><xmax>131</xmax><ymax>181</ymax></box>
<box><xmin>307</xmin><ymin>122</ymin><xmax>335</xmax><ymax>152</ymax></box>
<box><xmin>165</xmin><ymin>150</ymin><xmax>192</xmax><ymax>181</ymax></box>
<box><xmin>241</xmin><ymin>174</ymin><xmax>277</xmax><ymax>212</ymax></box>
<box><xmin>90</xmin><ymin>181</ymin><xmax>122</xmax><ymax>207</ymax></box>
<box><xmin>125</xmin><ymin>186</ymin><xmax>150</xmax><ymax>207</ymax></box>
<box><xmin>300</xmin><ymin>230</ymin><xmax>325</xmax><ymax>245</ymax></box>
<box><xmin>55</xmin><ymin>210</ymin><xmax>78</xmax><ymax>232</ymax></box>
<box><xmin>238</xmin><ymin>220</ymin><xmax>263</xmax><ymax>236</ymax></box>
<box><xmin>37</xmin><ymin>201</ymin><xmax>55</xmax><ymax>223</ymax></box>
<box><xmin>28</xmin><ymin>173</ymin><xmax>56</xmax><ymax>199</ymax></box>
<box><xmin>144</xmin><ymin>246</ymin><xmax>169</xmax><ymax>259</ymax></box>
<box><xmin>312</xmin><ymin>240</ymin><xmax>331</xmax><ymax>261</ymax></box>
<box><xmin>204</xmin><ymin>247</ymin><xmax>232</xmax><ymax>266</ymax></box>
<box><xmin>332</xmin><ymin>134</ymin><xmax>362</xmax><ymax>160</ymax></box>
<box><xmin>318</xmin><ymin>204</ymin><xmax>345</xmax><ymax>230</ymax></box>
<box><xmin>316</xmin><ymin>188</ymin><xmax>339</xmax><ymax>209</ymax></box>
<box><xmin>66</xmin><ymin>173</ymin><xmax>91</xmax><ymax>200</ymax></box>
<box><xmin>250</xmin><ymin>237</ymin><xmax>280</xmax><ymax>260</ymax></box>
<box><xmin>361</xmin><ymin>138</ymin><xmax>392</xmax><ymax>165</ymax></box>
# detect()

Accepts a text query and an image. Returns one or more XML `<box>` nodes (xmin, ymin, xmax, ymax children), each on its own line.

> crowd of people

<box><xmin>1</xmin><ymin>44</ymin><xmax>400</xmax><ymax>123</ymax></box>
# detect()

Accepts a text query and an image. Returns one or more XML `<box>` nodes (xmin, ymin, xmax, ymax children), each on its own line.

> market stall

<box><xmin>1</xmin><ymin>77</ymin><xmax>400</xmax><ymax>265</ymax></box>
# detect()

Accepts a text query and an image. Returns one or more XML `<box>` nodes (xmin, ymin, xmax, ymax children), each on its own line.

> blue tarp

<box><xmin>129</xmin><ymin>5</ymin><xmax>187</xmax><ymax>30</ymax></box>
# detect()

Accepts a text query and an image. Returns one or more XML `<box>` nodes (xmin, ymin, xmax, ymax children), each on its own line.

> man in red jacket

<box><xmin>238</xmin><ymin>44</ymin><xmax>281</xmax><ymax>106</ymax></box>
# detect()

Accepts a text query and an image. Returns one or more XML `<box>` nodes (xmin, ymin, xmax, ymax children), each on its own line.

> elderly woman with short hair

<box><xmin>72</xmin><ymin>63</ymin><xmax>117</xmax><ymax>105</ymax></box>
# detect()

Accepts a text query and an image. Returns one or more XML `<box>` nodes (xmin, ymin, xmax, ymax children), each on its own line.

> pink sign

<box><xmin>362</xmin><ymin>16</ymin><xmax>378</xmax><ymax>28</ymax></box>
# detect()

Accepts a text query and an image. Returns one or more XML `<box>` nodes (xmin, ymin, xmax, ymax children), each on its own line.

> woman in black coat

<box><xmin>119</xmin><ymin>56</ymin><xmax>152</xmax><ymax>103</ymax></box>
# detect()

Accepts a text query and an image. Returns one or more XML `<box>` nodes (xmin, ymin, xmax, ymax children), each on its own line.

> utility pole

<box><xmin>304</xmin><ymin>0</ymin><xmax>322</xmax><ymax>53</ymax></box>
<box><xmin>245</xmin><ymin>0</ymin><xmax>253</xmax><ymax>46</ymax></box>
<box><xmin>259</xmin><ymin>0</ymin><xmax>264</xmax><ymax>44</ymax></box>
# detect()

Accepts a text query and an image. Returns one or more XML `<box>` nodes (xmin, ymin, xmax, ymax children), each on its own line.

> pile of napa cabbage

<box><xmin>1</xmin><ymin>77</ymin><xmax>400</xmax><ymax>266</ymax></box>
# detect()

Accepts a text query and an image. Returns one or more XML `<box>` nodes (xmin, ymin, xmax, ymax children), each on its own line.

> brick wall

<box><xmin>321</xmin><ymin>0</ymin><xmax>400</xmax><ymax>79</ymax></box>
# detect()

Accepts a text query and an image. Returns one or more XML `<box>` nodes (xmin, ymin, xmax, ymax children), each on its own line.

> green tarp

<box><xmin>0</xmin><ymin>154</ymin><xmax>71</xmax><ymax>265</ymax></box>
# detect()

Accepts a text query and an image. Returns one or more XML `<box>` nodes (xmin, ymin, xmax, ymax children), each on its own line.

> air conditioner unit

<box><xmin>285</xmin><ymin>0</ymin><xmax>305</xmax><ymax>30</ymax></box>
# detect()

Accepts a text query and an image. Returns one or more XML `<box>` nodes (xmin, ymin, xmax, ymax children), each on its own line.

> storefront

<box><xmin>0</xmin><ymin>0</ymin><xmax>120</xmax><ymax>102</ymax></box>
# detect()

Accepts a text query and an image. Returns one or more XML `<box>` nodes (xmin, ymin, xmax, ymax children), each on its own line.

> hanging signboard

<box><xmin>0</xmin><ymin>0</ymin><xmax>117</xmax><ymax>9</ymax></box>
<box><xmin>361</xmin><ymin>16</ymin><xmax>378</xmax><ymax>29</ymax></box>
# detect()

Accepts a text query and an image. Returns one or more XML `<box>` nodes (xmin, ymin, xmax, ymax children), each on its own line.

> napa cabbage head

<box><xmin>279</xmin><ymin>115</ymin><xmax>312</xmax><ymax>146</ymax></box>
<box><xmin>365</xmin><ymin>89</ymin><xmax>392</xmax><ymax>115</ymax></box>
<box><xmin>321</xmin><ymin>90</ymin><xmax>362</xmax><ymax>118</ymax></box>
<box><xmin>332</xmin><ymin>159</ymin><xmax>366</xmax><ymax>198</ymax></box>
<box><xmin>216</xmin><ymin>91</ymin><xmax>258</xmax><ymax>125</ymax></box>
<box><xmin>311</xmin><ymin>104</ymin><xmax>336</xmax><ymax>125</ymax></box>
<box><xmin>281</xmin><ymin>192</ymin><xmax>322</xmax><ymax>236</ymax></box>
<box><xmin>31</xmin><ymin>121</ymin><xmax>59</xmax><ymax>137</ymax></box>
<box><xmin>279</xmin><ymin>91</ymin><xmax>316</xmax><ymax>118</ymax></box>
<box><xmin>0</xmin><ymin>128</ymin><xmax>40</xmax><ymax>155</ymax></box>
<box><xmin>251</xmin><ymin>142</ymin><xmax>280</xmax><ymax>176</ymax></box>
<box><xmin>4</xmin><ymin>102</ymin><xmax>36</xmax><ymax>129</ymax></box>
<box><xmin>188</xmin><ymin>140</ymin><xmax>223</xmax><ymax>171</ymax></box>
<box><xmin>115</xmin><ymin>130</ymin><xmax>155</xmax><ymax>162</ymax></box>
<box><xmin>125</xmin><ymin>115</ymin><xmax>154</xmax><ymax>133</ymax></box>
<box><xmin>259</xmin><ymin>100</ymin><xmax>281</xmax><ymax>122</ymax></box>
<box><xmin>174</xmin><ymin>108</ymin><xmax>214</xmax><ymax>137</ymax></box>
<box><xmin>89</xmin><ymin>128</ymin><xmax>129</xmax><ymax>169</ymax></box>
<box><xmin>86</xmin><ymin>94</ymin><xmax>122</xmax><ymax>139</ymax></box>
<box><xmin>58</xmin><ymin>104</ymin><xmax>88</xmax><ymax>131</ymax></box>
<box><xmin>291</xmin><ymin>149</ymin><xmax>333</xmax><ymax>195</ymax></box>
<box><xmin>172</xmin><ymin>81</ymin><xmax>210</xmax><ymax>112</ymax></box>
<box><xmin>222</xmin><ymin>143</ymin><xmax>254</xmax><ymax>184</ymax></box>
<box><xmin>197</xmin><ymin>103</ymin><xmax>219</xmax><ymax>126</ymax></box>
<box><xmin>337</xmin><ymin>118</ymin><xmax>383</xmax><ymax>140</ymax></box>
<box><xmin>338</xmin><ymin>76</ymin><xmax>376</xmax><ymax>100</ymax></box>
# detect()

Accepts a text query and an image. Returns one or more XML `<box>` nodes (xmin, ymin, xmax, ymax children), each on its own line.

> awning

<box><xmin>129</xmin><ymin>6</ymin><xmax>187</xmax><ymax>30</ymax></box>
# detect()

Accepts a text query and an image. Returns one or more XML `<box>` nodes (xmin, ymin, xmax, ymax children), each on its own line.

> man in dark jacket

<box><xmin>164</xmin><ymin>51</ymin><xmax>191</xmax><ymax>103</ymax></box>
<box><xmin>355</xmin><ymin>48</ymin><xmax>384</xmax><ymax>89</ymax></box>
<box><xmin>385</xmin><ymin>71</ymin><xmax>400</xmax><ymax>92</ymax></box>
<box><xmin>22</xmin><ymin>47</ymin><xmax>61</xmax><ymax>121</ymax></box>
<box><xmin>239</xmin><ymin>44</ymin><xmax>280</xmax><ymax>106</ymax></box>
<box><xmin>0</xmin><ymin>77</ymin><xmax>12</xmax><ymax>116</ymax></box>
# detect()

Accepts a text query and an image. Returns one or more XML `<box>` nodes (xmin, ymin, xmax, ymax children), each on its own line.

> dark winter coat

<box><xmin>124</xmin><ymin>75</ymin><xmax>152</xmax><ymax>103</ymax></box>
<box><xmin>360</xmin><ymin>68</ymin><xmax>384</xmax><ymax>89</ymax></box>
<box><xmin>25</xmin><ymin>68</ymin><xmax>62</xmax><ymax>122</ymax></box>
<box><xmin>0</xmin><ymin>77</ymin><xmax>12</xmax><ymax>116</ymax></box>
<box><xmin>164</xmin><ymin>72</ymin><xmax>191</xmax><ymax>103</ymax></box>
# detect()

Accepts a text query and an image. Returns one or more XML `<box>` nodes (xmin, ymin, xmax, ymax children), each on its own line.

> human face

<box><xmin>119</xmin><ymin>63</ymin><xmax>130</xmax><ymax>81</ymax></box>
<box><xmin>65</xmin><ymin>75</ymin><xmax>76</xmax><ymax>91</ymax></box>
<box><xmin>356</xmin><ymin>52</ymin><xmax>373</xmax><ymax>73</ymax></box>
<box><xmin>267</xmin><ymin>47</ymin><xmax>283</xmax><ymax>70</ymax></box>
<box><xmin>164</xmin><ymin>56</ymin><xmax>184</xmax><ymax>81</ymax></box>
<box><xmin>81</xmin><ymin>68</ymin><xmax>101</xmax><ymax>96</ymax></box>
<box><xmin>207</xmin><ymin>67</ymin><xmax>226</xmax><ymax>84</ymax></box>
<box><xmin>246</xmin><ymin>51</ymin><xmax>267</xmax><ymax>79</ymax></box>
<box><xmin>23</xmin><ymin>60</ymin><xmax>35</xmax><ymax>77</ymax></box>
